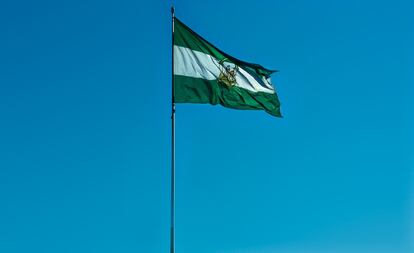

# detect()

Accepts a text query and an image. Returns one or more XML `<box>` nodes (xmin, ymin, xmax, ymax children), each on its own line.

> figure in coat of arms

<box><xmin>216</xmin><ymin>58</ymin><xmax>239</xmax><ymax>87</ymax></box>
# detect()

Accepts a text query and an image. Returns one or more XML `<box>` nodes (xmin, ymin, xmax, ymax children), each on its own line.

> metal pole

<box><xmin>170</xmin><ymin>5</ymin><xmax>176</xmax><ymax>253</ymax></box>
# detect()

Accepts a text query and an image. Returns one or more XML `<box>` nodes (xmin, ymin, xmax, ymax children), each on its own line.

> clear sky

<box><xmin>0</xmin><ymin>0</ymin><xmax>413</xmax><ymax>253</ymax></box>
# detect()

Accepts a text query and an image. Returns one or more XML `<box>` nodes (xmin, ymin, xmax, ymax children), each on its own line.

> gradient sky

<box><xmin>0</xmin><ymin>0</ymin><xmax>413</xmax><ymax>253</ymax></box>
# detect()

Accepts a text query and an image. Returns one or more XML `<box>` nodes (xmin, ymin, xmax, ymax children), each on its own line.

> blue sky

<box><xmin>0</xmin><ymin>0</ymin><xmax>413</xmax><ymax>253</ymax></box>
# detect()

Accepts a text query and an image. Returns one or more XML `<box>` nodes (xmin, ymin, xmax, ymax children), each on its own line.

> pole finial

<box><xmin>171</xmin><ymin>5</ymin><xmax>175</xmax><ymax>15</ymax></box>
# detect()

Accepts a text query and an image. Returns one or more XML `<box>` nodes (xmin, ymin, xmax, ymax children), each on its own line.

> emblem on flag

<box><xmin>216</xmin><ymin>58</ymin><xmax>238</xmax><ymax>87</ymax></box>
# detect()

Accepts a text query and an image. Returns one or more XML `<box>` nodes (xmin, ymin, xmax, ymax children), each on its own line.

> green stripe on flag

<box><xmin>174</xmin><ymin>18</ymin><xmax>277</xmax><ymax>77</ymax></box>
<box><xmin>174</xmin><ymin>75</ymin><xmax>281</xmax><ymax>117</ymax></box>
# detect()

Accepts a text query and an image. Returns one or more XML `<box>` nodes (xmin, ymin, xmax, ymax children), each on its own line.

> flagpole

<box><xmin>170</xmin><ymin>5</ymin><xmax>176</xmax><ymax>253</ymax></box>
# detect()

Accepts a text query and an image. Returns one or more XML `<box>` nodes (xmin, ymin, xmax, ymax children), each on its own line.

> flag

<box><xmin>173</xmin><ymin>17</ymin><xmax>282</xmax><ymax>117</ymax></box>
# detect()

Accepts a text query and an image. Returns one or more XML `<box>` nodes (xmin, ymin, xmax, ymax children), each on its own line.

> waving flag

<box><xmin>173</xmin><ymin>17</ymin><xmax>282</xmax><ymax>117</ymax></box>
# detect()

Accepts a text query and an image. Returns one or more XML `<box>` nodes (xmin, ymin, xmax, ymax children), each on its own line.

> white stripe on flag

<box><xmin>174</xmin><ymin>45</ymin><xmax>274</xmax><ymax>94</ymax></box>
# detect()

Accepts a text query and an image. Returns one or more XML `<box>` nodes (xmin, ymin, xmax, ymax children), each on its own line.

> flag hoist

<box><xmin>170</xmin><ymin>5</ymin><xmax>281</xmax><ymax>253</ymax></box>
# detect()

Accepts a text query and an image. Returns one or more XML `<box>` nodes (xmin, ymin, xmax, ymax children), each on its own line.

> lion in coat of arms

<box><xmin>216</xmin><ymin>58</ymin><xmax>238</xmax><ymax>87</ymax></box>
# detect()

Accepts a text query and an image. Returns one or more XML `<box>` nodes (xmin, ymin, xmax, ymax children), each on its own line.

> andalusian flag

<box><xmin>173</xmin><ymin>18</ymin><xmax>282</xmax><ymax>117</ymax></box>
